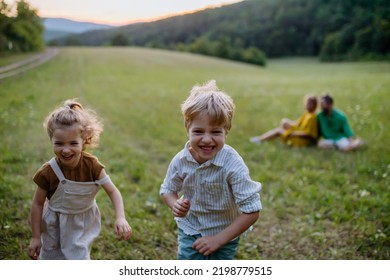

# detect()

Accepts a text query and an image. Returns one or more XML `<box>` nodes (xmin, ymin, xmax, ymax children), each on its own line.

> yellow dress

<box><xmin>281</xmin><ymin>112</ymin><xmax>318</xmax><ymax>147</ymax></box>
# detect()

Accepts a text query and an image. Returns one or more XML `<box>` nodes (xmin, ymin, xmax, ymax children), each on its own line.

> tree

<box><xmin>213</xmin><ymin>36</ymin><xmax>231</xmax><ymax>59</ymax></box>
<box><xmin>188</xmin><ymin>36</ymin><xmax>213</xmax><ymax>55</ymax></box>
<box><xmin>319</xmin><ymin>32</ymin><xmax>343</xmax><ymax>61</ymax></box>
<box><xmin>13</xmin><ymin>0</ymin><xmax>44</xmax><ymax>51</ymax></box>
<box><xmin>0</xmin><ymin>0</ymin><xmax>44</xmax><ymax>53</ymax></box>
<box><xmin>111</xmin><ymin>33</ymin><xmax>129</xmax><ymax>46</ymax></box>
<box><xmin>0</xmin><ymin>1</ymin><xmax>12</xmax><ymax>51</ymax></box>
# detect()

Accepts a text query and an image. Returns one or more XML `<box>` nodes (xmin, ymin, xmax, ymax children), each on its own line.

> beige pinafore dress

<box><xmin>39</xmin><ymin>158</ymin><xmax>110</xmax><ymax>260</ymax></box>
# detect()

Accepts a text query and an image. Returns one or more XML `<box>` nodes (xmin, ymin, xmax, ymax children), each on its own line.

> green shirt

<box><xmin>317</xmin><ymin>108</ymin><xmax>353</xmax><ymax>141</ymax></box>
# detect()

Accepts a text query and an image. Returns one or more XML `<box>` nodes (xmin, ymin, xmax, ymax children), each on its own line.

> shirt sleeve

<box><xmin>82</xmin><ymin>152</ymin><xmax>105</xmax><ymax>180</ymax></box>
<box><xmin>92</xmin><ymin>157</ymin><xmax>105</xmax><ymax>179</ymax></box>
<box><xmin>160</xmin><ymin>154</ymin><xmax>183</xmax><ymax>195</ymax></box>
<box><xmin>228</xmin><ymin>157</ymin><xmax>262</xmax><ymax>214</ymax></box>
<box><xmin>32</xmin><ymin>163</ymin><xmax>51</xmax><ymax>192</ymax></box>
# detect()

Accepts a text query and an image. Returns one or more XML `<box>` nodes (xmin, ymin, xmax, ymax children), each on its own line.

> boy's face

<box><xmin>51</xmin><ymin>124</ymin><xmax>84</xmax><ymax>169</ymax></box>
<box><xmin>187</xmin><ymin>113</ymin><xmax>227</xmax><ymax>164</ymax></box>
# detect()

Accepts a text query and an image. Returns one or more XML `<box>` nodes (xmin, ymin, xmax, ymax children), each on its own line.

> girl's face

<box><xmin>52</xmin><ymin>124</ymin><xmax>84</xmax><ymax>169</ymax></box>
<box><xmin>187</xmin><ymin>113</ymin><xmax>226</xmax><ymax>164</ymax></box>
<box><xmin>305</xmin><ymin>99</ymin><xmax>317</xmax><ymax>113</ymax></box>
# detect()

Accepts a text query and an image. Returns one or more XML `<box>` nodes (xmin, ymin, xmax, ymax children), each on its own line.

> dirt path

<box><xmin>0</xmin><ymin>48</ymin><xmax>59</xmax><ymax>80</ymax></box>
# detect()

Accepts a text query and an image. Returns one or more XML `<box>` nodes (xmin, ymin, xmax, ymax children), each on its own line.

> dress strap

<box><xmin>49</xmin><ymin>158</ymin><xmax>66</xmax><ymax>181</ymax></box>
<box><xmin>95</xmin><ymin>175</ymin><xmax>111</xmax><ymax>186</ymax></box>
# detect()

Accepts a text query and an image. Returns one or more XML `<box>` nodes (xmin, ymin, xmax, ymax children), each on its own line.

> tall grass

<box><xmin>0</xmin><ymin>47</ymin><xmax>389</xmax><ymax>259</ymax></box>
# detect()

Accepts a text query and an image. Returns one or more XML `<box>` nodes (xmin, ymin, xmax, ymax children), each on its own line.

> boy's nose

<box><xmin>202</xmin><ymin>134</ymin><xmax>212</xmax><ymax>143</ymax></box>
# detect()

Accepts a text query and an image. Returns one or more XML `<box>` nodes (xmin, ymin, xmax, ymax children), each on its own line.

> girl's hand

<box><xmin>28</xmin><ymin>238</ymin><xmax>41</xmax><ymax>260</ymax></box>
<box><xmin>172</xmin><ymin>198</ymin><xmax>190</xmax><ymax>217</ymax></box>
<box><xmin>114</xmin><ymin>217</ymin><xmax>132</xmax><ymax>240</ymax></box>
<box><xmin>192</xmin><ymin>235</ymin><xmax>222</xmax><ymax>256</ymax></box>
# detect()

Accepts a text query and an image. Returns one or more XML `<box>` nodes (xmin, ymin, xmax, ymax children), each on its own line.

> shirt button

<box><xmin>61</xmin><ymin>180</ymin><xmax>66</xmax><ymax>184</ymax></box>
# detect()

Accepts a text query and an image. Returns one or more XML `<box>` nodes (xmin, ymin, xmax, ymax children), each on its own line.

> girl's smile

<box><xmin>51</xmin><ymin>124</ymin><xmax>84</xmax><ymax>169</ymax></box>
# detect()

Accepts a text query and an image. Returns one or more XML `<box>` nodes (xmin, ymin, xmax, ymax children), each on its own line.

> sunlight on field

<box><xmin>0</xmin><ymin>47</ymin><xmax>389</xmax><ymax>259</ymax></box>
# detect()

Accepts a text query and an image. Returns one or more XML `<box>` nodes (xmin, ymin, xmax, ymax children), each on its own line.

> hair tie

<box><xmin>64</xmin><ymin>105</ymin><xmax>71</xmax><ymax>110</ymax></box>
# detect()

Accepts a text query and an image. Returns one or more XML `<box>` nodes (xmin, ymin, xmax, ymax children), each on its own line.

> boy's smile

<box><xmin>187</xmin><ymin>113</ymin><xmax>226</xmax><ymax>164</ymax></box>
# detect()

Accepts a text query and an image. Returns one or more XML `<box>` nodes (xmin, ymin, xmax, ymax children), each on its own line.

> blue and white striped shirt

<box><xmin>160</xmin><ymin>142</ymin><xmax>262</xmax><ymax>237</ymax></box>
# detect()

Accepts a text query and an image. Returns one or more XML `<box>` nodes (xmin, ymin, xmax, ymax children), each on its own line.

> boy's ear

<box><xmin>185</xmin><ymin>127</ymin><xmax>190</xmax><ymax>137</ymax></box>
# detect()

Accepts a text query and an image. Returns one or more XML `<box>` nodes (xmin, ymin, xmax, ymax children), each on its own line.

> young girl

<box><xmin>28</xmin><ymin>99</ymin><xmax>132</xmax><ymax>260</ymax></box>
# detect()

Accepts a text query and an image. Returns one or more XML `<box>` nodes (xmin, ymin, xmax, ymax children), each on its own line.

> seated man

<box><xmin>250</xmin><ymin>95</ymin><xmax>318</xmax><ymax>147</ymax></box>
<box><xmin>317</xmin><ymin>94</ymin><xmax>365</xmax><ymax>152</ymax></box>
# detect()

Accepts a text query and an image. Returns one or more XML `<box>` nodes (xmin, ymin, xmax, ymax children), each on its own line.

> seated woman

<box><xmin>250</xmin><ymin>95</ymin><xmax>318</xmax><ymax>147</ymax></box>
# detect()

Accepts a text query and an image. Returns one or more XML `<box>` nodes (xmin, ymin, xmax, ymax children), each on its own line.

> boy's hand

<box><xmin>172</xmin><ymin>198</ymin><xmax>190</xmax><ymax>217</ymax></box>
<box><xmin>28</xmin><ymin>238</ymin><xmax>41</xmax><ymax>260</ymax></box>
<box><xmin>192</xmin><ymin>235</ymin><xmax>223</xmax><ymax>256</ymax></box>
<box><xmin>114</xmin><ymin>217</ymin><xmax>132</xmax><ymax>240</ymax></box>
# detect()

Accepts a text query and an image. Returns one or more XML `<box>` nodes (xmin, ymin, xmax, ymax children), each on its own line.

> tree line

<box><xmin>317</xmin><ymin>0</ymin><xmax>390</xmax><ymax>61</ymax></box>
<box><xmin>0</xmin><ymin>0</ymin><xmax>44</xmax><ymax>53</ymax></box>
<box><xmin>52</xmin><ymin>0</ymin><xmax>389</xmax><ymax>65</ymax></box>
<box><xmin>2</xmin><ymin>0</ymin><xmax>388</xmax><ymax>65</ymax></box>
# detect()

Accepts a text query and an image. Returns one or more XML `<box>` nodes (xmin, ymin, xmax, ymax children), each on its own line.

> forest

<box><xmin>0</xmin><ymin>0</ymin><xmax>44</xmax><ymax>53</ymax></box>
<box><xmin>50</xmin><ymin>0</ymin><xmax>390</xmax><ymax>64</ymax></box>
<box><xmin>1</xmin><ymin>0</ymin><xmax>389</xmax><ymax>65</ymax></box>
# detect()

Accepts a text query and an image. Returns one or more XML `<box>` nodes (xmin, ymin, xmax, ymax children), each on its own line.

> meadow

<box><xmin>0</xmin><ymin>47</ymin><xmax>389</xmax><ymax>260</ymax></box>
<box><xmin>0</xmin><ymin>51</ymin><xmax>40</xmax><ymax>67</ymax></box>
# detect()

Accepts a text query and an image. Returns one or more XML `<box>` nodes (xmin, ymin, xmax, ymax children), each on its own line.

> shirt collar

<box><xmin>180</xmin><ymin>141</ymin><xmax>225</xmax><ymax>167</ymax></box>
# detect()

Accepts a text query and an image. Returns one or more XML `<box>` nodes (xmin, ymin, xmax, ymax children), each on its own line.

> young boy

<box><xmin>160</xmin><ymin>80</ymin><xmax>262</xmax><ymax>260</ymax></box>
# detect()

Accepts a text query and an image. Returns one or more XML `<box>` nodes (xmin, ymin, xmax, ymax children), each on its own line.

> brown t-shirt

<box><xmin>33</xmin><ymin>152</ymin><xmax>105</xmax><ymax>199</ymax></box>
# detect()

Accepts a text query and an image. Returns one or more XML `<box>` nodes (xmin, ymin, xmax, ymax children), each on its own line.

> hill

<box><xmin>50</xmin><ymin>0</ymin><xmax>390</xmax><ymax>62</ymax></box>
<box><xmin>42</xmin><ymin>17</ymin><xmax>114</xmax><ymax>42</ymax></box>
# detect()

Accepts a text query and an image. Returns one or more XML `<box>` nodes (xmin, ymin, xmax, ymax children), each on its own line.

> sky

<box><xmin>6</xmin><ymin>0</ymin><xmax>243</xmax><ymax>26</ymax></box>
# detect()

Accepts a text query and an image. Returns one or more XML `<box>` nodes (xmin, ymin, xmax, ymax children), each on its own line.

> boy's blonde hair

<box><xmin>44</xmin><ymin>99</ymin><xmax>103</xmax><ymax>149</ymax></box>
<box><xmin>181</xmin><ymin>80</ymin><xmax>235</xmax><ymax>132</ymax></box>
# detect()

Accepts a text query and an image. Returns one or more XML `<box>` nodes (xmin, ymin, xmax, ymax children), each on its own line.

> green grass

<box><xmin>0</xmin><ymin>47</ymin><xmax>389</xmax><ymax>260</ymax></box>
<box><xmin>0</xmin><ymin>51</ymin><xmax>42</xmax><ymax>67</ymax></box>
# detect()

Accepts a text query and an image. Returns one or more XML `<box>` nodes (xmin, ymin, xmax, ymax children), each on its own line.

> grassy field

<box><xmin>0</xmin><ymin>47</ymin><xmax>389</xmax><ymax>260</ymax></box>
<box><xmin>0</xmin><ymin>52</ymin><xmax>40</xmax><ymax>67</ymax></box>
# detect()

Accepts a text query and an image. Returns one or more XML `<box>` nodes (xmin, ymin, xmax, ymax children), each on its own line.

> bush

<box><xmin>240</xmin><ymin>46</ymin><xmax>267</xmax><ymax>66</ymax></box>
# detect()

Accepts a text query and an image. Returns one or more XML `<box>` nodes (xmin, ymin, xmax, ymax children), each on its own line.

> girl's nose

<box><xmin>62</xmin><ymin>146</ymin><xmax>71</xmax><ymax>153</ymax></box>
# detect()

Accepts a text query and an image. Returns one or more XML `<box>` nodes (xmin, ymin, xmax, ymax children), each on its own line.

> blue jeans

<box><xmin>177</xmin><ymin>228</ymin><xmax>240</xmax><ymax>260</ymax></box>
